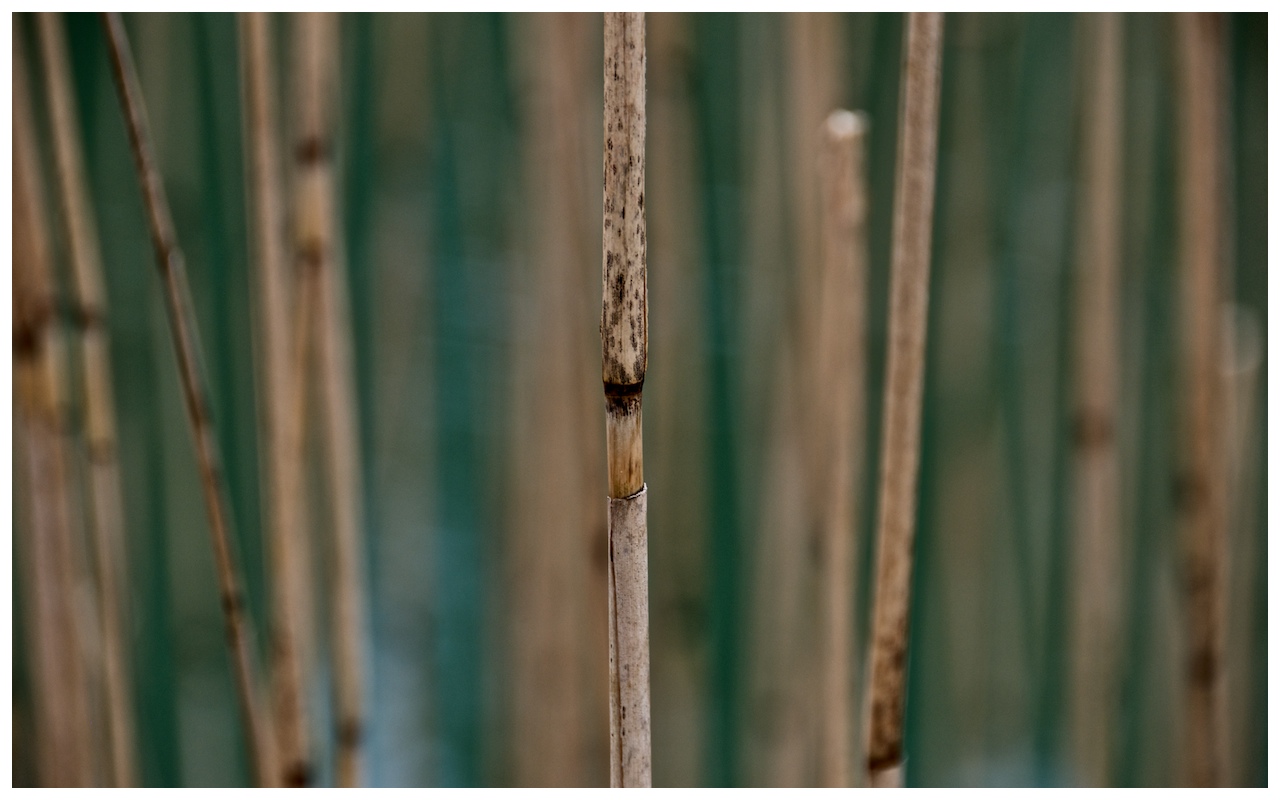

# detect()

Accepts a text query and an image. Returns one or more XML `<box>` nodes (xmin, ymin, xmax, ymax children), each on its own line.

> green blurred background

<box><xmin>11</xmin><ymin>12</ymin><xmax>1267</xmax><ymax>787</ymax></box>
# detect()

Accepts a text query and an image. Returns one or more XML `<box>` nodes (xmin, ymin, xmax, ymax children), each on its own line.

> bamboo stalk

<box><xmin>602</xmin><ymin>11</ymin><xmax>652</xmax><ymax>788</ymax></box>
<box><xmin>1068</xmin><ymin>12</ymin><xmax>1123</xmax><ymax>788</ymax></box>
<box><xmin>815</xmin><ymin>109</ymin><xmax>869</xmax><ymax>788</ymax></box>
<box><xmin>13</xmin><ymin>29</ymin><xmax>94</xmax><ymax>787</ymax></box>
<box><xmin>292</xmin><ymin>12</ymin><xmax>369</xmax><ymax>786</ymax></box>
<box><xmin>239</xmin><ymin>11</ymin><xmax>312</xmax><ymax>788</ymax></box>
<box><xmin>35</xmin><ymin>11</ymin><xmax>137</xmax><ymax>787</ymax></box>
<box><xmin>1174</xmin><ymin>12</ymin><xmax>1228</xmax><ymax>789</ymax></box>
<box><xmin>101</xmin><ymin>13</ymin><xmax>272</xmax><ymax>785</ymax></box>
<box><xmin>863</xmin><ymin>12</ymin><xmax>943</xmax><ymax>789</ymax></box>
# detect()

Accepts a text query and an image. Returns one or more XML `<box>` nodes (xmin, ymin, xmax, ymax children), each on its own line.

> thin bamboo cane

<box><xmin>1174</xmin><ymin>12</ymin><xmax>1228</xmax><ymax>788</ymax></box>
<box><xmin>863</xmin><ymin>12</ymin><xmax>943</xmax><ymax>789</ymax></box>
<box><xmin>101</xmin><ymin>13</ymin><xmax>272</xmax><ymax>785</ymax></box>
<box><xmin>35</xmin><ymin>11</ymin><xmax>137</xmax><ymax>787</ymax></box>
<box><xmin>602</xmin><ymin>11</ymin><xmax>652</xmax><ymax>788</ymax></box>
<box><xmin>292</xmin><ymin>12</ymin><xmax>369</xmax><ymax>786</ymax></box>
<box><xmin>13</xmin><ymin>30</ymin><xmax>94</xmax><ymax>787</ymax></box>
<box><xmin>815</xmin><ymin>109</ymin><xmax>869</xmax><ymax>789</ymax></box>
<box><xmin>1068</xmin><ymin>12</ymin><xmax>1123</xmax><ymax>788</ymax></box>
<box><xmin>239</xmin><ymin>11</ymin><xmax>311</xmax><ymax>788</ymax></box>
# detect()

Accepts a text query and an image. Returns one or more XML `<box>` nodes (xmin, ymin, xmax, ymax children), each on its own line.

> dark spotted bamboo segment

<box><xmin>14</xmin><ymin>31</ymin><xmax>94</xmax><ymax>787</ymax></box>
<box><xmin>815</xmin><ymin>109</ymin><xmax>869</xmax><ymax>789</ymax></box>
<box><xmin>602</xmin><ymin>11</ymin><xmax>647</xmax><ymax>500</ymax></box>
<box><xmin>241</xmin><ymin>11</ymin><xmax>312</xmax><ymax>789</ymax></box>
<box><xmin>1175</xmin><ymin>12</ymin><xmax>1228</xmax><ymax>789</ymax></box>
<box><xmin>602</xmin><ymin>11</ymin><xmax>652</xmax><ymax>788</ymax></box>
<box><xmin>101</xmin><ymin>12</ymin><xmax>272</xmax><ymax>786</ymax></box>
<box><xmin>864</xmin><ymin>12</ymin><xmax>943</xmax><ymax>788</ymax></box>
<box><xmin>37</xmin><ymin>12</ymin><xmax>137</xmax><ymax>786</ymax></box>
<box><xmin>1069</xmin><ymin>12</ymin><xmax>1123</xmax><ymax>788</ymax></box>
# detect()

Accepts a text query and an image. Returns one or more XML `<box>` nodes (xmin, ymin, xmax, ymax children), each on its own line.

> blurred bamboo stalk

<box><xmin>101</xmin><ymin>12</ymin><xmax>272</xmax><ymax>785</ymax></box>
<box><xmin>508</xmin><ymin>12</ymin><xmax>597</xmax><ymax>786</ymax></box>
<box><xmin>1174</xmin><ymin>12</ymin><xmax>1228</xmax><ymax>788</ymax></box>
<box><xmin>36</xmin><ymin>12</ymin><xmax>137</xmax><ymax>787</ymax></box>
<box><xmin>602</xmin><ymin>11</ymin><xmax>652</xmax><ymax>788</ymax></box>
<box><xmin>1068</xmin><ymin>12</ymin><xmax>1123</xmax><ymax>788</ymax></box>
<box><xmin>292</xmin><ymin>11</ymin><xmax>369</xmax><ymax>787</ymax></box>
<box><xmin>240</xmin><ymin>11</ymin><xmax>311</xmax><ymax>788</ymax></box>
<box><xmin>1222</xmin><ymin>304</ymin><xmax>1261</xmax><ymax>788</ymax></box>
<box><xmin>13</xmin><ymin>30</ymin><xmax>95</xmax><ymax>787</ymax></box>
<box><xmin>864</xmin><ymin>12</ymin><xmax>943</xmax><ymax>789</ymax></box>
<box><xmin>815</xmin><ymin>109</ymin><xmax>869</xmax><ymax>788</ymax></box>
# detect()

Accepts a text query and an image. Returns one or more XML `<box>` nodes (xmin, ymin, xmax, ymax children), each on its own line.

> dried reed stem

<box><xmin>602</xmin><ymin>11</ymin><xmax>651</xmax><ymax>788</ymax></box>
<box><xmin>815</xmin><ymin>109</ymin><xmax>869</xmax><ymax>789</ymax></box>
<box><xmin>101</xmin><ymin>12</ymin><xmax>271</xmax><ymax>785</ymax></box>
<box><xmin>864</xmin><ymin>12</ymin><xmax>943</xmax><ymax>788</ymax></box>
<box><xmin>1068</xmin><ymin>12</ymin><xmax>1123</xmax><ymax>787</ymax></box>
<box><xmin>1174</xmin><ymin>12</ymin><xmax>1228</xmax><ymax>788</ymax></box>
<box><xmin>239</xmin><ymin>11</ymin><xmax>312</xmax><ymax>788</ymax></box>
<box><xmin>13</xmin><ymin>31</ymin><xmax>94</xmax><ymax>787</ymax></box>
<box><xmin>292</xmin><ymin>12</ymin><xmax>368</xmax><ymax>786</ymax></box>
<box><xmin>36</xmin><ymin>12</ymin><xmax>137</xmax><ymax>786</ymax></box>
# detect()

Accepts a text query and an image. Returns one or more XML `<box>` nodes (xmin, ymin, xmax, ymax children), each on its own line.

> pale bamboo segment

<box><xmin>35</xmin><ymin>12</ymin><xmax>137</xmax><ymax>787</ymax></box>
<box><xmin>292</xmin><ymin>12</ymin><xmax>369</xmax><ymax>787</ymax></box>
<box><xmin>815</xmin><ymin>109</ymin><xmax>869</xmax><ymax>789</ymax></box>
<box><xmin>602</xmin><ymin>11</ymin><xmax>652</xmax><ymax>788</ymax></box>
<box><xmin>101</xmin><ymin>13</ymin><xmax>272</xmax><ymax>785</ymax></box>
<box><xmin>1068</xmin><ymin>12</ymin><xmax>1123</xmax><ymax>788</ymax></box>
<box><xmin>13</xmin><ymin>32</ymin><xmax>94</xmax><ymax>787</ymax></box>
<box><xmin>239</xmin><ymin>11</ymin><xmax>312</xmax><ymax>788</ymax></box>
<box><xmin>864</xmin><ymin>12</ymin><xmax>944</xmax><ymax>787</ymax></box>
<box><xmin>1174</xmin><ymin>12</ymin><xmax>1229</xmax><ymax>789</ymax></box>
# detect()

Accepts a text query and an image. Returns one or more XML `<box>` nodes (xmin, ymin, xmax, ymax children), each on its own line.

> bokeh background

<box><xmin>11</xmin><ymin>12</ymin><xmax>1267</xmax><ymax>787</ymax></box>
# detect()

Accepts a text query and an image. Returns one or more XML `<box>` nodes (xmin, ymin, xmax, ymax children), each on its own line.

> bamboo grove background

<box><xmin>10</xmin><ymin>12</ymin><xmax>1267</xmax><ymax>787</ymax></box>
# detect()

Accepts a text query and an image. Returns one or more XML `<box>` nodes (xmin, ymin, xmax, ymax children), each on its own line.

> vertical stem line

<box><xmin>864</xmin><ymin>12</ymin><xmax>943</xmax><ymax>788</ymax></box>
<box><xmin>101</xmin><ymin>12</ymin><xmax>271</xmax><ymax>785</ymax></box>
<box><xmin>602</xmin><ymin>11</ymin><xmax>652</xmax><ymax>788</ymax></box>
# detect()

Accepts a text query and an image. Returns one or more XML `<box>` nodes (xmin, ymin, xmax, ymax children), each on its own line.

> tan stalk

<box><xmin>292</xmin><ymin>12</ymin><xmax>369</xmax><ymax>786</ymax></box>
<box><xmin>238</xmin><ymin>11</ymin><xmax>312</xmax><ymax>788</ymax></box>
<box><xmin>35</xmin><ymin>12</ymin><xmax>137</xmax><ymax>787</ymax></box>
<box><xmin>1174</xmin><ymin>12</ymin><xmax>1228</xmax><ymax>788</ymax></box>
<box><xmin>815</xmin><ymin>110</ymin><xmax>869</xmax><ymax>788</ymax></box>
<box><xmin>863</xmin><ymin>12</ymin><xmax>944</xmax><ymax>789</ymax></box>
<box><xmin>13</xmin><ymin>30</ymin><xmax>94</xmax><ymax>787</ymax></box>
<box><xmin>507</xmin><ymin>12</ymin><xmax>599</xmax><ymax>786</ymax></box>
<box><xmin>602</xmin><ymin>11</ymin><xmax>652</xmax><ymax>788</ymax></box>
<box><xmin>101</xmin><ymin>12</ymin><xmax>272</xmax><ymax>785</ymax></box>
<box><xmin>1067</xmin><ymin>12</ymin><xmax>1123</xmax><ymax>788</ymax></box>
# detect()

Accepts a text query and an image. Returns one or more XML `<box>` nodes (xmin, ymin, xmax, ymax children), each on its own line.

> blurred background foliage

<box><xmin>11</xmin><ymin>12</ymin><xmax>1267</xmax><ymax>787</ymax></box>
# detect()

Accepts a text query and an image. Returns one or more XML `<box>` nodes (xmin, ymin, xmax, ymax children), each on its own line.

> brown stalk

<box><xmin>1067</xmin><ymin>12</ymin><xmax>1123</xmax><ymax>788</ymax></box>
<box><xmin>239</xmin><ymin>11</ymin><xmax>312</xmax><ymax>788</ymax></box>
<box><xmin>292</xmin><ymin>12</ymin><xmax>369</xmax><ymax>787</ymax></box>
<box><xmin>815</xmin><ymin>109</ymin><xmax>869</xmax><ymax>788</ymax></box>
<box><xmin>101</xmin><ymin>12</ymin><xmax>271</xmax><ymax>785</ymax></box>
<box><xmin>35</xmin><ymin>11</ymin><xmax>137</xmax><ymax>787</ymax></box>
<box><xmin>13</xmin><ymin>28</ymin><xmax>94</xmax><ymax>787</ymax></box>
<box><xmin>863</xmin><ymin>12</ymin><xmax>944</xmax><ymax>789</ymax></box>
<box><xmin>602</xmin><ymin>11</ymin><xmax>652</xmax><ymax>788</ymax></box>
<box><xmin>1174</xmin><ymin>12</ymin><xmax>1229</xmax><ymax>788</ymax></box>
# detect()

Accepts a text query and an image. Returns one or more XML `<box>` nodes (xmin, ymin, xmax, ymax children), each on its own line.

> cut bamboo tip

<box><xmin>825</xmin><ymin>108</ymin><xmax>868</xmax><ymax>142</ymax></box>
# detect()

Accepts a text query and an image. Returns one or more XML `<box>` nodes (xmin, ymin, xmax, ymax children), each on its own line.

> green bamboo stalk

<box><xmin>101</xmin><ymin>12</ymin><xmax>272</xmax><ymax>785</ymax></box>
<box><xmin>815</xmin><ymin>109</ymin><xmax>869</xmax><ymax>789</ymax></box>
<box><xmin>1174</xmin><ymin>12</ymin><xmax>1228</xmax><ymax>788</ymax></box>
<box><xmin>35</xmin><ymin>11</ymin><xmax>137</xmax><ymax>787</ymax></box>
<box><xmin>1068</xmin><ymin>11</ymin><xmax>1123</xmax><ymax>788</ymax></box>
<box><xmin>13</xmin><ymin>28</ymin><xmax>94</xmax><ymax>787</ymax></box>
<box><xmin>863</xmin><ymin>12</ymin><xmax>944</xmax><ymax>789</ymax></box>
<box><xmin>239</xmin><ymin>11</ymin><xmax>312</xmax><ymax>789</ymax></box>
<box><xmin>291</xmin><ymin>12</ymin><xmax>368</xmax><ymax>786</ymax></box>
<box><xmin>602</xmin><ymin>11</ymin><xmax>652</xmax><ymax>788</ymax></box>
